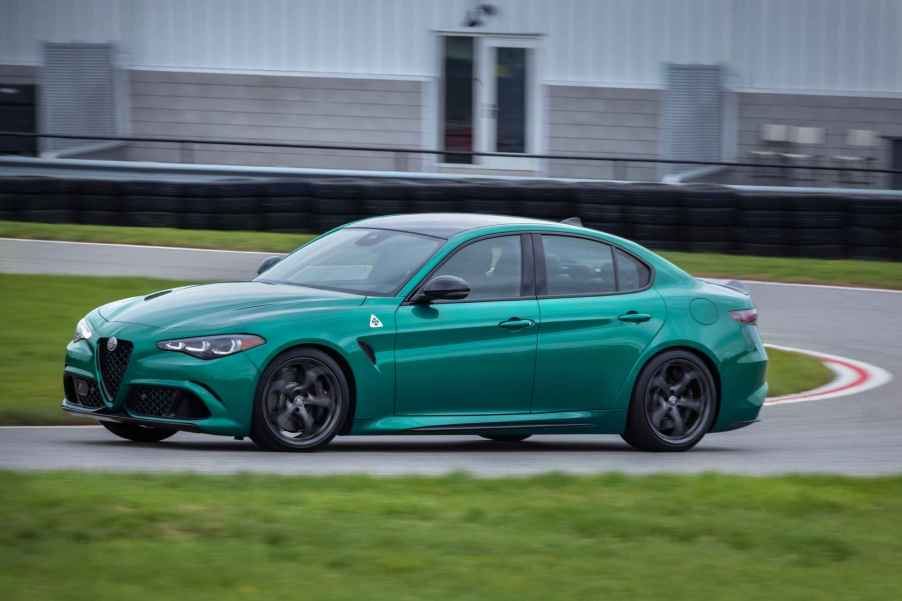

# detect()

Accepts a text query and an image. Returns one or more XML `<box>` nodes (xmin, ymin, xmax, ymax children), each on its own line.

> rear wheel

<box><xmin>622</xmin><ymin>350</ymin><xmax>716</xmax><ymax>452</ymax></box>
<box><xmin>250</xmin><ymin>348</ymin><xmax>349</xmax><ymax>451</ymax></box>
<box><xmin>101</xmin><ymin>421</ymin><xmax>176</xmax><ymax>443</ymax></box>
<box><xmin>479</xmin><ymin>433</ymin><xmax>531</xmax><ymax>442</ymax></box>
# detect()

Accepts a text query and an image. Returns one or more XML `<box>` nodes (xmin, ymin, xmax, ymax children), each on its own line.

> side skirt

<box><xmin>349</xmin><ymin>410</ymin><xmax>625</xmax><ymax>436</ymax></box>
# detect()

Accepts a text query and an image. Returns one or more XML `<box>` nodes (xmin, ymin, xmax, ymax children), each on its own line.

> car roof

<box><xmin>349</xmin><ymin>213</ymin><xmax>571</xmax><ymax>238</ymax></box>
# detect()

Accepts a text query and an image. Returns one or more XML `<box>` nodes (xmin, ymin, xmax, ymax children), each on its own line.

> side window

<box><xmin>615</xmin><ymin>248</ymin><xmax>651</xmax><ymax>291</ymax></box>
<box><xmin>431</xmin><ymin>236</ymin><xmax>523</xmax><ymax>301</ymax></box>
<box><xmin>542</xmin><ymin>235</ymin><xmax>615</xmax><ymax>295</ymax></box>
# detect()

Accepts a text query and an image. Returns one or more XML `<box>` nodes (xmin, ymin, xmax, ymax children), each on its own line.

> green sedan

<box><xmin>63</xmin><ymin>214</ymin><xmax>767</xmax><ymax>452</ymax></box>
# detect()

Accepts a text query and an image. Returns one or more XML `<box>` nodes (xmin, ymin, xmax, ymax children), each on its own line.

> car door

<box><xmin>394</xmin><ymin>234</ymin><xmax>539</xmax><ymax>415</ymax></box>
<box><xmin>532</xmin><ymin>234</ymin><xmax>666</xmax><ymax>412</ymax></box>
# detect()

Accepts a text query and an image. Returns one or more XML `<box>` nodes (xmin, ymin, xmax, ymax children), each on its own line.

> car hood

<box><xmin>98</xmin><ymin>281</ymin><xmax>365</xmax><ymax>329</ymax></box>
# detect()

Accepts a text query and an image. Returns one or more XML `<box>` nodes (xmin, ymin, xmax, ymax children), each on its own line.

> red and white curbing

<box><xmin>764</xmin><ymin>344</ymin><xmax>893</xmax><ymax>406</ymax></box>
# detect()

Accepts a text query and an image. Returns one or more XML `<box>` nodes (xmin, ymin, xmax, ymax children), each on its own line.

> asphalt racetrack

<box><xmin>1</xmin><ymin>238</ymin><xmax>900</xmax><ymax>475</ymax></box>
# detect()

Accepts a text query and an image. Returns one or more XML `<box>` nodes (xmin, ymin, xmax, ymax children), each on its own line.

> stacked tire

<box><xmin>308</xmin><ymin>178</ymin><xmax>366</xmax><ymax>231</ymax></box>
<box><xmin>682</xmin><ymin>184</ymin><xmax>738</xmax><ymax>254</ymax></box>
<box><xmin>463</xmin><ymin>180</ymin><xmax>516</xmax><ymax>216</ymax></box>
<box><xmin>121</xmin><ymin>180</ymin><xmax>184</xmax><ymax>229</ymax></box>
<box><xmin>575</xmin><ymin>182</ymin><xmax>631</xmax><ymax>238</ymax></box>
<box><xmin>69</xmin><ymin>179</ymin><xmax>123</xmax><ymax>226</ymax></box>
<box><xmin>788</xmin><ymin>194</ymin><xmax>848</xmax><ymax>259</ymax></box>
<box><xmin>262</xmin><ymin>180</ymin><xmax>314</xmax><ymax>232</ymax></box>
<box><xmin>848</xmin><ymin>197</ymin><xmax>901</xmax><ymax>261</ymax></box>
<box><xmin>737</xmin><ymin>191</ymin><xmax>795</xmax><ymax>257</ymax></box>
<box><xmin>0</xmin><ymin>177</ymin><xmax>73</xmax><ymax>224</ymax></box>
<box><xmin>624</xmin><ymin>183</ymin><xmax>687</xmax><ymax>251</ymax></box>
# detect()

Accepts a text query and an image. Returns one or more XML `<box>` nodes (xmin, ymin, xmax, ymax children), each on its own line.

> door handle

<box><xmin>499</xmin><ymin>317</ymin><xmax>535</xmax><ymax>330</ymax></box>
<box><xmin>618</xmin><ymin>311</ymin><xmax>652</xmax><ymax>324</ymax></box>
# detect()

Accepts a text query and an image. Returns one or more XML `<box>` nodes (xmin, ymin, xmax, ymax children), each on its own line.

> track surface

<box><xmin>1</xmin><ymin>239</ymin><xmax>900</xmax><ymax>475</ymax></box>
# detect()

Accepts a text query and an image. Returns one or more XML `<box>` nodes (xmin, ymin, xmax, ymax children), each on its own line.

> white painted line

<box><xmin>764</xmin><ymin>344</ymin><xmax>893</xmax><ymax>405</ymax></box>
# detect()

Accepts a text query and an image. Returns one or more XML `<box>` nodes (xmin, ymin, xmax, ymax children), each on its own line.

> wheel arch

<box><xmin>623</xmin><ymin>343</ymin><xmax>722</xmax><ymax>431</ymax></box>
<box><xmin>261</xmin><ymin>342</ymin><xmax>358</xmax><ymax>435</ymax></box>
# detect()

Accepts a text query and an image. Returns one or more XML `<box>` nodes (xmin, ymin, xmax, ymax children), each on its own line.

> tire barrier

<box><xmin>0</xmin><ymin>175</ymin><xmax>899</xmax><ymax>261</ymax></box>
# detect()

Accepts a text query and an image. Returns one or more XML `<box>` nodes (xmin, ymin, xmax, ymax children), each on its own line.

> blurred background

<box><xmin>1</xmin><ymin>0</ymin><xmax>900</xmax><ymax>188</ymax></box>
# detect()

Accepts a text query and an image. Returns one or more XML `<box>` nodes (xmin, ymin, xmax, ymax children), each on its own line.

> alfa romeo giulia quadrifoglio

<box><xmin>63</xmin><ymin>214</ymin><xmax>767</xmax><ymax>452</ymax></box>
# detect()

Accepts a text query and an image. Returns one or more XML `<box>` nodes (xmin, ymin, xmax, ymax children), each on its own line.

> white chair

<box><xmin>749</xmin><ymin>124</ymin><xmax>791</xmax><ymax>180</ymax></box>
<box><xmin>782</xmin><ymin>126</ymin><xmax>825</xmax><ymax>182</ymax></box>
<box><xmin>833</xmin><ymin>129</ymin><xmax>878</xmax><ymax>184</ymax></box>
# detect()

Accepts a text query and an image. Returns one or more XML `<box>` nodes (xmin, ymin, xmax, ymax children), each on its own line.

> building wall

<box><xmin>546</xmin><ymin>86</ymin><xmax>660</xmax><ymax>181</ymax></box>
<box><xmin>126</xmin><ymin>70</ymin><xmax>424</xmax><ymax>170</ymax></box>
<box><xmin>2</xmin><ymin>0</ymin><xmax>900</xmax><ymax>94</ymax></box>
<box><xmin>737</xmin><ymin>92</ymin><xmax>902</xmax><ymax>174</ymax></box>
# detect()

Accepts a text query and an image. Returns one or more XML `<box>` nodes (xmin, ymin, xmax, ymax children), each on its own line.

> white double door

<box><xmin>442</xmin><ymin>35</ymin><xmax>541</xmax><ymax>171</ymax></box>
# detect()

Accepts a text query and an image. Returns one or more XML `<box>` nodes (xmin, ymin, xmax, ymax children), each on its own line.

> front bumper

<box><xmin>63</xmin><ymin>319</ymin><xmax>260</xmax><ymax>436</ymax></box>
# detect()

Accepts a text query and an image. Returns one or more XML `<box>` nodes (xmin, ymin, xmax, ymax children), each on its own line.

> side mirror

<box><xmin>257</xmin><ymin>256</ymin><xmax>283</xmax><ymax>275</ymax></box>
<box><xmin>415</xmin><ymin>275</ymin><xmax>471</xmax><ymax>303</ymax></box>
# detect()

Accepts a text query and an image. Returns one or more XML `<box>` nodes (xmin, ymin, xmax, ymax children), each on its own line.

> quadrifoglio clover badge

<box><xmin>369</xmin><ymin>314</ymin><xmax>383</xmax><ymax>328</ymax></box>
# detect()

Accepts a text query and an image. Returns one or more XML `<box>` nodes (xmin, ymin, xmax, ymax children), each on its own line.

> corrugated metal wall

<box><xmin>1</xmin><ymin>0</ymin><xmax>900</xmax><ymax>94</ymax></box>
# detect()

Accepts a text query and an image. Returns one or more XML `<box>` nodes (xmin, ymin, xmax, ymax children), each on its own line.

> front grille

<box><xmin>98</xmin><ymin>338</ymin><xmax>133</xmax><ymax>399</ymax></box>
<box><xmin>126</xmin><ymin>385</ymin><xmax>210</xmax><ymax>420</ymax></box>
<box><xmin>64</xmin><ymin>374</ymin><xmax>104</xmax><ymax>409</ymax></box>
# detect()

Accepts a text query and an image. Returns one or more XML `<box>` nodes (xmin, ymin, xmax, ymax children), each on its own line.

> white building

<box><xmin>1</xmin><ymin>0</ymin><xmax>900</xmax><ymax>180</ymax></box>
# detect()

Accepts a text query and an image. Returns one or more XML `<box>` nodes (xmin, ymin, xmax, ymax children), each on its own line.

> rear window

<box><xmin>615</xmin><ymin>248</ymin><xmax>651</xmax><ymax>291</ymax></box>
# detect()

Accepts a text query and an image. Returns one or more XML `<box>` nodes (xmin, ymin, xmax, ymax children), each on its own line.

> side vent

<box><xmin>357</xmin><ymin>340</ymin><xmax>377</xmax><ymax>365</ymax></box>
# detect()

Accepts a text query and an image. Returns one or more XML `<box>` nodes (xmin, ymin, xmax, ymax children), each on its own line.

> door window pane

<box><xmin>495</xmin><ymin>47</ymin><xmax>527</xmax><ymax>153</ymax></box>
<box><xmin>432</xmin><ymin>236</ymin><xmax>522</xmax><ymax>300</ymax></box>
<box><xmin>542</xmin><ymin>236</ymin><xmax>615</xmax><ymax>295</ymax></box>
<box><xmin>442</xmin><ymin>37</ymin><xmax>474</xmax><ymax>164</ymax></box>
<box><xmin>615</xmin><ymin>249</ymin><xmax>651</xmax><ymax>291</ymax></box>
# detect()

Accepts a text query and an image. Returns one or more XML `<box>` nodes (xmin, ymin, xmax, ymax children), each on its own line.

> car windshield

<box><xmin>256</xmin><ymin>227</ymin><xmax>444</xmax><ymax>295</ymax></box>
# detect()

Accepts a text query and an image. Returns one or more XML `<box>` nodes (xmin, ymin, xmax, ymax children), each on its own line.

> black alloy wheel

<box><xmin>251</xmin><ymin>348</ymin><xmax>349</xmax><ymax>451</ymax></box>
<box><xmin>622</xmin><ymin>350</ymin><xmax>716</xmax><ymax>452</ymax></box>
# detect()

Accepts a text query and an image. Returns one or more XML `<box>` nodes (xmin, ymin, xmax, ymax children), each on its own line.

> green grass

<box><xmin>0</xmin><ymin>220</ymin><xmax>314</xmax><ymax>252</ymax></box>
<box><xmin>0</xmin><ymin>273</ymin><xmax>832</xmax><ymax>425</ymax></box>
<box><xmin>2</xmin><ymin>470</ymin><xmax>901</xmax><ymax>600</ymax></box>
<box><xmin>765</xmin><ymin>347</ymin><xmax>834</xmax><ymax>397</ymax></box>
<box><xmin>0</xmin><ymin>273</ymin><xmax>192</xmax><ymax>424</ymax></box>
<box><xmin>662</xmin><ymin>250</ymin><xmax>902</xmax><ymax>290</ymax></box>
<box><xmin>3</xmin><ymin>219</ymin><xmax>902</xmax><ymax>289</ymax></box>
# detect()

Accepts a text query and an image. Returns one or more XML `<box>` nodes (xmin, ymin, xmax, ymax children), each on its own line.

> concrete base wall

<box><xmin>126</xmin><ymin>70</ymin><xmax>424</xmax><ymax>171</ymax></box>
<box><xmin>738</xmin><ymin>92</ymin><xmax>902</xmax><ymax>175</ymax></box>
<box><xmin>0</xmin><ymin>64</ymin><xmax>36</xmax><ymax>84</ymax></box>
<box><xmin>546</xmin><ymin>86</ymin><xmax>660</xmax><ymax>182</ymax></box>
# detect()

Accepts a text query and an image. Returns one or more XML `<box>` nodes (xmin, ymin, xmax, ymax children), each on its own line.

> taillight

<box><xmin>730</xmin><ymin>308</ymin><xmax>758</xmax><ymax>325</ymax></box>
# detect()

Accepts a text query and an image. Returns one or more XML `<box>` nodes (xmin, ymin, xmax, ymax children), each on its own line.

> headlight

<box><xmin>157</xmin><ymin>334</ymin><xmax>265</xmax><ymax>360</ymax></box>
<box><xmin>73</xmin><ymin>318</ymin><xmax>93</xmax><ymax>342</ymax></box>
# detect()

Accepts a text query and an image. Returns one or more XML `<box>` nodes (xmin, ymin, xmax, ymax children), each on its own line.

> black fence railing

<box><xmin>2</xmin><ymin>131</ymin><xmax>901</xmax><ymax>182</ymax></box>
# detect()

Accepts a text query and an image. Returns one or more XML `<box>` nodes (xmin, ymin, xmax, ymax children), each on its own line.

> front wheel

<box><xmin>621</xmin><ymin>350</ymin><xmax>717</xmax><ymax>452</ymax></box>
<box><xmin>101</xmin><ymin>421</ymin><xmax>177</xmax><ymax>443</ymax></box>
<box><xmin>250</xmin><ymin>348</ymin><xmax>349</xmax><ymax>451</ymax></box>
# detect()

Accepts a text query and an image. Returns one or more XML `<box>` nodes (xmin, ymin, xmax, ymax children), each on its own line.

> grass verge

<box><xmin>0</xmin><ymin>220</ymin><xmax>314</xmax><ymax>252</ymax></box>
<box><xmin>1</xmin><ymin>273</ymin><xmax>832</xmax><ymax>425</ymax></box>
<box><xmin>2</xmin><ymin>470</ymin><xmax>901</xmax><ymax>600</ymax></box>
<box><xmin>3</xmin><ymin>219</ymin><xmax>901</xmax><ymax>289</ymax></box>
<box><xmin>764</xmin><ymin>347</ymin><xmax>834</xmax><ymax>397</ymax></box>
<box><xmin>662</xmin><ymin>250</ymin><xmax>902</xmax><ymax>291</ymax></box>
<box><xmin>0</xmin><ymin>273</ymin><xmax>192</xmax><ymax>424</ymax></box>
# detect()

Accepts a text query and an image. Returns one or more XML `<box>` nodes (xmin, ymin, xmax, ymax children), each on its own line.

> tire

<box><xmin>250</xmin><ymin>348</ymin><xmax>350</xmax><ymax>451</ymax></box>
<box><xmin>101</xmin><ymin>421</ymin><xmax>177</xmax><ymax>443</ymax></box>
<box><xmin>621</xmin><ymin>350</ymin><xmax>717</xmax><ymax>452</ymax></box>
<box><xmin>480</xmin><ymin>433</ymin><xmax>532</xmax><ymax>442</ymax></box>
